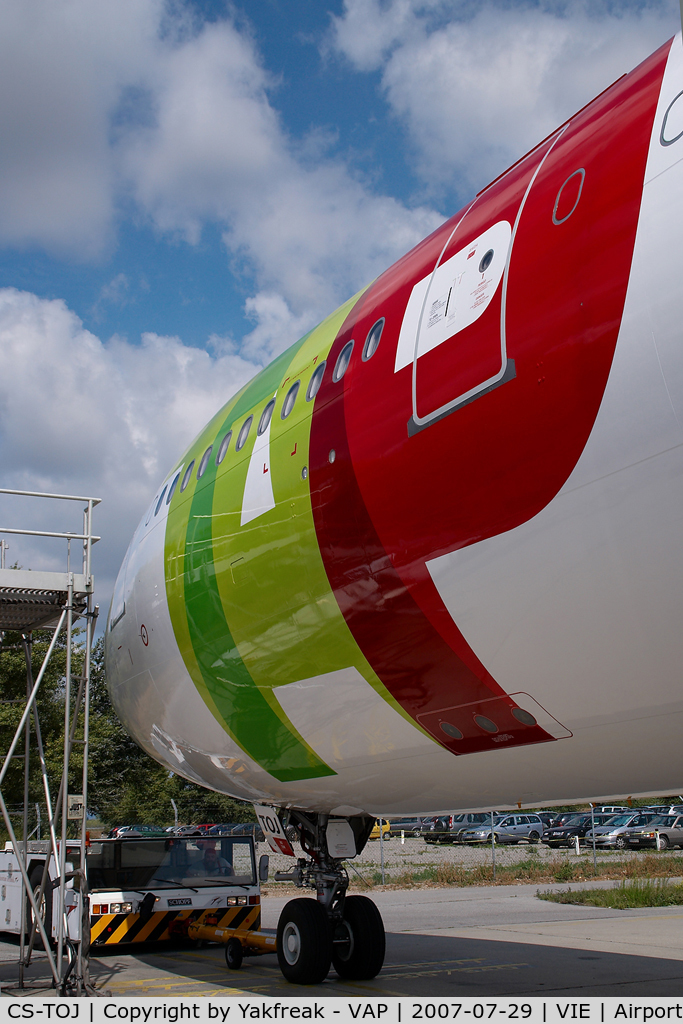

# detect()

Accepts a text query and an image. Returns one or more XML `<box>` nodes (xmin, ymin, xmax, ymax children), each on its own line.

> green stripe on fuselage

<box><xmin>164</xmin><ymin>286</ymin><xmax>431</xmax><ymax>783</ymax></box>
<box><xmin>165</xmin><ymin>330</ymin><xmax>334</xmax><ymax>782</ymax></box>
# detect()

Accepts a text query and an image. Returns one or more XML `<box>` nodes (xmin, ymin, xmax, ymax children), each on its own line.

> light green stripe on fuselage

<box><xmin>164</xmin><ymin>288</ymin><xmax>427</xmax><ymax>783</ymax></box>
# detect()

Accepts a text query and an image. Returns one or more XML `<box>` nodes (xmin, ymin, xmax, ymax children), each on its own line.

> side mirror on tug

<box><xmin>259</xmin><ymin>854</ymin><xmax>269</xmax><ymax>882</ymax></box>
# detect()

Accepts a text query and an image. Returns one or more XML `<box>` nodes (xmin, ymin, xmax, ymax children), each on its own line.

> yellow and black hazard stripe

<box><xmin>91</xmin><ymin>903</ymin><xmax>261</xmax><ymax>945</ymax></box>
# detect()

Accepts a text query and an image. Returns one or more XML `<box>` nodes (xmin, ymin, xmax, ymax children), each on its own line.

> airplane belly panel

<box><xmin>272</xmin><ymin>667</ymin><xmax>437</xmax><ymax>770</ymax></box>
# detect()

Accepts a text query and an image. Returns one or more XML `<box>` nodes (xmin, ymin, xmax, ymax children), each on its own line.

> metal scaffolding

<box><xmin>0</xmin><ymin>487</ymin><xmax>100</xmax><ymax>994</ymax></box>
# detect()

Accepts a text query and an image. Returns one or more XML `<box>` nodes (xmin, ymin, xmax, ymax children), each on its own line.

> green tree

<box><xmin>0</xmin><ymin>627</ymin><xmax>86</xmax><ymax>840</ymax></box>
<box><xmin>0</xmin><ymin>631</ymin><xmax>255</xmax><ymax>837</ymax></box>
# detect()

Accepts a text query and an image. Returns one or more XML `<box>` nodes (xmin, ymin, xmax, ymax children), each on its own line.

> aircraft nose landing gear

<box><xmin>274</xmin><ymin>812</ymin><xmax>385</xmax><ymax>985</ymax></box>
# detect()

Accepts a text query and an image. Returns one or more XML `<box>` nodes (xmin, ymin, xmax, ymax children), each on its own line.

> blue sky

<box><xmin>0</xmin><ymin>0</ymin><xmax>677</xmax><ymax>607</ymax></box>
<box><xmin>0</xmin><ymin>0</ymin><xmax>426</xmax><ymax>350</ymax></box>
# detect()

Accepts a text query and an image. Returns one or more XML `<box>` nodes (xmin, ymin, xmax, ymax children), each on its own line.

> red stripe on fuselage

<box><xmin>310</xmin><ymin>41</ymin><xmax>671</xmax><ymax>757</ymax></box>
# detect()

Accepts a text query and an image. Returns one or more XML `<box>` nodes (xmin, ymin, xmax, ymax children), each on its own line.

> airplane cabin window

<box><xmin>306</xmin><ymin>361</ymin><xmax>326</xmax><ymax>402</ymax></box>
<box><xmin>235</xmin><ymin>415</ymin><xmax>253</xmax><ymax>451</ymax></box>
<box><xmin>216</xmin><ymin>431</ymin><xmax>232</xmax><ymax>465</ymax></box>
<box><xmin>166</xmin><ymin>472</ymin><xmax>181</xmax><ymax>505</ymax></box>
<box><xmin>281</xmin><ymin>381</ymin><xmax>300</xmax><ymax>419</ymax></box>
<box><xmin>258</xmin><ymin>399</ymin><xmax>275</xmax><ymax>436</ymax></box>
<box><xmin>180</xmin><ymin>460</ymin><xmax>195</xmax><ymax>492</ymax></box>
<box><xmin>197</xmin><ymin>445</ymin><xmax>213</xmax><ymax>479</ymax></box>
<box><xmin>362</xmin><ymin>318</ymin><xmax>384</xmax><ymax>362</ymax></box>
<box><xmin>333</xmin><ymin>341</ymin><xmax>354</xmax><ymax>382</ymax></box>
<box><xmin>154</xmin><ymin>486</ymin><xmax>167</xmax><ymax>516</ymax></box>
<box><xmin>478</xmin><ymin>249</ymin><xmax>494</xmax><ymax>273</ymax></box>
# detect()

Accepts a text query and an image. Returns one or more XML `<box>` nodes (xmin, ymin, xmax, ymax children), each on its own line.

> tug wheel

<box><xmin>277</xmin><ymin>899</ymin><xmax>332</xmax><ymax>984</ymax></box>
<box><xmin>225</xmin><ymin>937</ymin><xmax>243</xmax><ymax>970</ymax></box>
<box><xmin>27</xmin><ymin>865</ymin><xmax>53</xmax><ymax>951</ymax></box>
<box><xmin>332</xmin><ymin>895</ymin><xmax>385</xmax><ymax>980</ymax></box>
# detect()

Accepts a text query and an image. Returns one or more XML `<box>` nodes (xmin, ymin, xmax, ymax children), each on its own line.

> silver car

<box><xmin>424</xmin><ymin>812</ymin><xmax>494</xmax><ymax>844</ymax></box>
<box><xmin>461</xmin><ymin>813</ymin><xmax>544</xmax><ymax>845</ymax></box>
<box><xmin>584</xmin><ymin>812</ymin><xmax>657</xmax><ymax>848</ymax></box>
<box><xmin>624</xmin><ymin>814</ymin><xmax>683</xmax><ymax>850</ymax></box>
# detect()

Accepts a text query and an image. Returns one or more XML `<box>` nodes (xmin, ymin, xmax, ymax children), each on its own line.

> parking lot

<box><xmin>264</xmin><ymin>833</ymin><xmax>683</xmax><ymax>888</ymax></box>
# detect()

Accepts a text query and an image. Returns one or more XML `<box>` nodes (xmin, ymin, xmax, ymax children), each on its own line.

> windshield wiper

<box><xmin>191</xmin><ymin>878</ymin><xmax>251</xmax><ymax>889</ymax></box>
<box><xmin>149</xmin><ymin>876</ymin><xmax>199</xmax><ymax>893</ymax></box>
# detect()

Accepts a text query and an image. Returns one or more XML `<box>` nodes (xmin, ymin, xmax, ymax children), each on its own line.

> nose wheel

<box><xmin>331</xmin><ymin>895</ymin><xmax>385</xmax><ymax>980</ymax></box>
<box><xmin>276</xmin><ymin>899</ymin><xmax>333</xmax><ymax>984</ymax></box>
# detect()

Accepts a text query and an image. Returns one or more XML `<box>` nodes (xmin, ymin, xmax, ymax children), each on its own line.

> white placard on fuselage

<box><xmin>394</xmin><ymin>219</ymin><xmax>511</xmax><ymax>373</ymax></box>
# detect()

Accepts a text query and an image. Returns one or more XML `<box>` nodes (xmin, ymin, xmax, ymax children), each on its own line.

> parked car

<box><xmin>107</xmin><ymin>825</ymin><xmax>128</xmax><ymax>838</ymax></box>
<box><xmin>108</xmin><ymin>824</ymin><xmax>168</xmax><ymax>838</ymax></box>
<box><xmin>206</xmin><ymin>822</ymin><xmax>240</xmax><ymax>835</ymax></box>
<box><xmin>461</xmin><ymin>813</ymin><xmax>544</xmax><ymax>845</ymax></box>
<box><xmin>424</xmin><ymin>812</ymin><xmax>495</xmax><ymax>844</ymax></box>
<box><xmin>585</xmin><ymin>812</ymin><xmax>658</xmax><ymax>848</ymax></box>
<box><xmin>542</xmin><ymin>813</ymin><xmax>614</xmax><ymax>848</ymax></box>
<box><xmin>592</xmin><ymin>805</ymin><xmax>630</xmax><ymax>815</ymax></box>
<box><xmin>370</xmin><ymin>819</ymin><xmax>391</xmax><ymax>840</ymax></box>
<box><xmin>387</xmin><ymin>817</ymin><xmax>424</xmax><ymax>837</ymax></box>
<box><xmin>624</xmin><ymin>814</ymin><xmax>683</xmax><ymax>849</ymax></box>
<box><xmin>642</xmin><ymin>805</ymin><xmax>683</xmax><ymax>816</ymax></box>
<box><xmin>418</xmin><ymin>815</ymin><xmax>441</xmax><ymax>831</ymax></box>
<box><xmin>227</xmin><ymin>822</ymin><xmax>266</xmax><ymax>842</ymax></box>
<box><xmin>421</xmin><ymin>815</ymin><xmax>455</xmax><ymax>842</ymax></box>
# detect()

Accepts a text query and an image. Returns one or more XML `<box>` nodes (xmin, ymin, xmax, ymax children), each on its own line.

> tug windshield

<box><xmin>86</xmin><ymin>837</ymin><xmax>256</xmax><ymax>891</ymax></box>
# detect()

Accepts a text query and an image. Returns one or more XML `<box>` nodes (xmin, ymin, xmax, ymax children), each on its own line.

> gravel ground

<box><xmin>258</xmin><ymin>834</ymin><xmax>682</xmax><ymax>894</ymax></box>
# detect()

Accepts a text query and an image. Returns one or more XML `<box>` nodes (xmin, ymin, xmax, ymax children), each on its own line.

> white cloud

<box><xmin>330</xmin><ymin>0</ymin><xmax>678</xmax><ymax>196</ymax></box>
<box><xmin>120</xmin><ymin>15</ymin><xmax>442</xmax><ymax>317</ymax></box>
<box><xmin>0</xmin><ymin>0</ymin><xmax>162</xmax><ymax>256</ymax></box>
<box><xmin>0</xmin><ymin>0</ymin><xmax>442</xmax><ymax>319</ymax></box>
<box><xmin>0</xmin><ymin>1</ymin><xmax>444</xmax><ymax>615</ymax></box>
<box><xmin>0</xmin><ymin>287</ymin><xmax>260</xmax><ymax>604</ymax></box>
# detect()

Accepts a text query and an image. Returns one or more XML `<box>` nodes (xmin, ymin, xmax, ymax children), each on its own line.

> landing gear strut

<box><xmin>274</xmin><ymin>812</ymin><xmax>385</xmax><ymax>985</ymax></box>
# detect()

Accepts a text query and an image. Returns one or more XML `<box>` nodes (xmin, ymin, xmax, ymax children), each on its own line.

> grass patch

<box><xmin>539</xmin><ymin>878</ymin><xmax>683</xmax><ymax>909</ymax></box>
<box><xmin>361</xmin><ymin>853</ymin><xmax>683</xmax><ymax>889</ymax></box>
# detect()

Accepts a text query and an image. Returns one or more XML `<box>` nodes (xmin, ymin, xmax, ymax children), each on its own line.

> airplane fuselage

<box><xmin>106</xmin><ymin>35</ymin><xmax>683</xmax><ymax>816</ymax></box>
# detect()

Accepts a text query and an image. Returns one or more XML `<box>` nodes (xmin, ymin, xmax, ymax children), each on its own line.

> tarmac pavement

<box><xmin>3</xmin><ymin>881</ymin><xmax>683</xmax><ymax>997</ymax></box>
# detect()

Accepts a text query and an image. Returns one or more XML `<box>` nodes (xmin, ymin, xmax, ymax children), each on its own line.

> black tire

<box><xmin>277</xmin><ymin>899</ymin><xmax>332</xmax><ymax>985</ymax></box>
<box><xmin>614</xmin><ymin>836</ymin><xmax>627</xmax><ymax>850</ymax></box>
<box><xmin>27</xmin><ymin>865</ymin><xmax>52</xmax><ymax>951</ymax></box>
<box><xmin>332</xmin><ymin>895</ymin><xmax>385</xmax><ymax>980</ymax></box>
<box><xmin>225</xmin><ymin>937</ymin><xmax>243</xmax><ymax>970</ymax></box>
<box><xmin>528</xmin><ymin>831</ymin><xmax>540</xmax><ymax>843</ymax></box>
<box><xmin>658</xmin><ymin>834</ymin><xmax>670</xmax><ymax>850</ymax></box>
<box><xmin>286</xmin><ymin>826</ymin><xmax>298</xmax><ymax>846</ymax></box>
